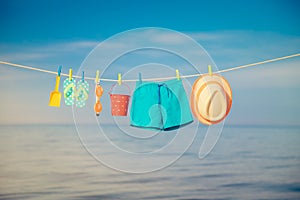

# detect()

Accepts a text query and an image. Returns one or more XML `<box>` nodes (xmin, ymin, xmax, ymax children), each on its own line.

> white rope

<box><xmin>0</xmin><ymin>53</ymin><xmax>299</xmax><ymax>82</ymax></box>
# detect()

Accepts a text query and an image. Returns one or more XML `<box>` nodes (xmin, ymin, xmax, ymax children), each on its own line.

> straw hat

<box><xmin>191</xmin><ymin>74</ymin><xmax>232</xmax><ymax>125</ymax></box>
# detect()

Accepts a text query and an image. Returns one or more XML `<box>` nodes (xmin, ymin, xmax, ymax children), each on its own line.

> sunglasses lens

<box><xmin>94</xmin><ymin>101</ymin><xmax>102</xmax><ymax>113</ymax></box>
<box><xmin>96</xmin><ymin>85</ymin><xmax>103</xmax><ymax>97</ymax></box>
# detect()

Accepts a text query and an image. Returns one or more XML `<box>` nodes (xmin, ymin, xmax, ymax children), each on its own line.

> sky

<box><xmin>0</xmin><ymin>0</ymin><xmax>299</xmax><ymax>126</ymax></box>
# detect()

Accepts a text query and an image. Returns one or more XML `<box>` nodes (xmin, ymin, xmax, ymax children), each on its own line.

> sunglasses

<box><xmin>94</xmin><ymin>85</ymin><xmax>103</xmax><ymax>116</ymax></box>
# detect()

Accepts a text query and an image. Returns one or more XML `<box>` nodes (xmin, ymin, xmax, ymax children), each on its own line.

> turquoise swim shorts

<box><xmin>130</xmin><ymin>79</ymin><xmax>193</xmax><ymax>131</ymax></box>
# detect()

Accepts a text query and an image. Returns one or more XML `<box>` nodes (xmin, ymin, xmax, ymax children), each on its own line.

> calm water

<box><xmin>0</xmin><ymin>125</ymin><xmax>300</xmax><ymax>200</ymax></box>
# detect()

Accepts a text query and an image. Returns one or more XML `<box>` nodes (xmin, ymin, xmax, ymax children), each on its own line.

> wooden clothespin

<box><xmin>95</xmin><ymin>70</ymin><xmax>100</xmax><ymax>84</ymax></box>
<box><xmin>118</xmin><ymin>73</ymin><xmax>122</xmax><ymax>85</ymax></box>
<box><xmin>176</xmin><ymin>69</ymin><xmax>180</xmax><ymax>80</ymax></box>
<box><xmin>69</xmin><ymin>68</ymin><xmax>73</xmax><ymax>81</ymax></box>
<box><xmin>208</xmin><ymin>65</ymin><xmax>213</xmax><ymax>76</ymax></box>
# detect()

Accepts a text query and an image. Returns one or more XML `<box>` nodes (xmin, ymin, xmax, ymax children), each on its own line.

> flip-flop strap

<box><xmin>64</xmin><ymin>83</ymin><xmax>75</xmax><ymax>98</ymax></box>
<box><xmin>76</xmin><ymin>85</ymin><xmax>88</xmax><ymax>101</ymax></box>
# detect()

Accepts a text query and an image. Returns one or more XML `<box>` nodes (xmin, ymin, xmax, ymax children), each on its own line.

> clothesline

<box><xmin>0</xmin><ymin>53</ymin><xmax>299</xmax><ymax>82</ymax></box>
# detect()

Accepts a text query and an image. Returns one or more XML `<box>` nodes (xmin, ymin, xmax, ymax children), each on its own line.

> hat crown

<box><xmin>197</xmin><ymin>83</ymin><xmax>227</xmax><ymax>121</ymax></box>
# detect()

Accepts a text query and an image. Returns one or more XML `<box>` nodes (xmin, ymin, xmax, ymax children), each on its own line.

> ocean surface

<box><xmin>0</xmin><ymin>124</ymin><xmax>300</xmax><ymax>200</ymax></box>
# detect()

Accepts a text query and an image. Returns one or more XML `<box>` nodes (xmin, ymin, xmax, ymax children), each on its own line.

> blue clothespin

<box><xmin>138</xmin><ymin>72</ymin><xmax>142</xmax><ymax>83</ymax></box>
<box><xmin>82</xmin><ymin>71</ymin><xmax>85</xmax><ymax>82</ymax></box>
<box><xmin>58</xmin><ymin>65</ymin><xmax>62</xmax><ymax>77</ymax></box>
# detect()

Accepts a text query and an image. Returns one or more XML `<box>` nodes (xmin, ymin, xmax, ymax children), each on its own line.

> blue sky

<box><xmin>1</xmin><ymin>0</ymin><xmax>299</xmax><ymax>41</ymax></box>
<box><xmin>0</xmin><ymin>0</ymin><xmax>299</xmax><ymax>126</ymax></box>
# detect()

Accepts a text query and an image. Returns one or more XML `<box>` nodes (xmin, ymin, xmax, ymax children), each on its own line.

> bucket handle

<box><xmin>108</xmin><ymin>83</ymin><xmax>131</xmax><ymax>95</ymax></box>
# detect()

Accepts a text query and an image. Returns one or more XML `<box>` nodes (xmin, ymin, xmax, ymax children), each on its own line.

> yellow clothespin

<box><xmin>208</xmin><ymin>65</ymin><xmax>213</xmax><ymax>76</ymax></box>
<box><xmin>176</xmin><ymin>69</ymin><xmax>180</xmax><ymax>80</ymax></box>
<box><xmin>69</xmin><ymin>68</ymin><xmax>72</xmax><ymax>81</ymax></box>
<box><xmin>118</xmin><ymin>73</ymin><xmax>122</xmax><ymax>85</ymax></box>
<box><xmin>95</xmin><ymin>70</ymin><xmax>100</xmax><ymax>84</ymax></box>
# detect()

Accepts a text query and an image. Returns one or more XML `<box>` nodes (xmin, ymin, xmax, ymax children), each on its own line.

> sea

<box><xmin>0</xmin><ymin>124</ymin><xmax>300</xmax><ymax>200</ymax></box>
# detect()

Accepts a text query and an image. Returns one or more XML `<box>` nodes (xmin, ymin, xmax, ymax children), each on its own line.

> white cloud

<box><xmin>224</xmin><ymin>59</ymin><xmax>300</xmax><ymax>89</ymax></box>
<box><xmin>186</xmin><ymin>30</ymin><xmax>300</xmax><ymax>66</ymax></box>
<box><xmin>0</xmin><ymin>52</ymin><xmax>49</xmax><ymax>62</ymax></box>
<box><xmin>151</xmin><ymin>32</ymin><xmax>189</xmax><ymax>45</ymax></box>
<box><xmin>63</xmin><ymin>41</ymin><xmax>99</xmax><ymax>49</ymax></box>
<box><xmin>187</xmin><ymin>31</ymin><xmax>228</xmax><ymax>41</ymax></box>
<box><xmin>0</xmin><ymin>40</ymin><xmax>98</xmax><ymax>63</ymax></box>
<box><xmin>1</xmin><ymin>30</ymin><xmax>299</xmax><ymax>83</ymax></box>
<box><xmin>2</xmin><ymin>29</ymin><xmax>298</xmax><ymax>69</ymax></box>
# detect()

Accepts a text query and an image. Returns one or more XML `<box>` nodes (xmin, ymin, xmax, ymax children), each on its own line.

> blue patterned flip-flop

<box><xmin>63</xmin><ymin>78</ymin><xmax>76</xmax><ymax>106</ymax></box>
<box><xmin>75</xmin><ymin>80</ymin><xmax>89</xmax><ymax>108</ymax></box>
